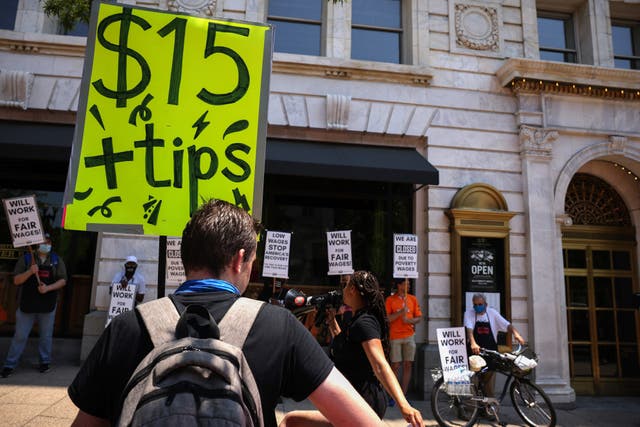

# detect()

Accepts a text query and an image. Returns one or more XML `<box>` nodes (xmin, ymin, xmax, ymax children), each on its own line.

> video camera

<box><xmin>283</xmin><ymin>289</ymin><xmax>343</xmax><ymax>327</ymax></box>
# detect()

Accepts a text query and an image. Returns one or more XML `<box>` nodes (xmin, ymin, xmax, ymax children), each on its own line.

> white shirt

<box><xmin>463</xmin><ymin>306</ymin><xmax>510</xmax><ymax>343</ymax></box>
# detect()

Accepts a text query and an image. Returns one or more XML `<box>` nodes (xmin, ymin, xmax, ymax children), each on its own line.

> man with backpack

<box><xmin>68</xmin><ymin>199</ymin><xmax>383</xmax><ymax>427</ymax></box>
<box><xmin>1</xmin><ymin>233</ymin><xmax>67</xmax><ymax>377</ymax></box>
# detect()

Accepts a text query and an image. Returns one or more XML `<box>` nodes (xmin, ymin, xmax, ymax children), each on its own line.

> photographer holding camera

<box><xmin>284</xmin><ymin>289</ymin><xmax>345</xmax><ymax>347</ymax></box>
<box><xmin>280</xmin><ymin>271</ymin><xmax>423</xmax><ymax>427</ymax></box>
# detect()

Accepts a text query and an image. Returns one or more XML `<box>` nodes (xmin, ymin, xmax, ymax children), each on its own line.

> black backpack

<box><xmin>117</xmin><ymin>297</ymin><xmax>265</xmax><ymax>427</ymax></box>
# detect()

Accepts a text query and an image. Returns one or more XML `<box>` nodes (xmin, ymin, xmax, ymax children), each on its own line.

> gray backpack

<box><xmin>117</xmin><ymin>297</ymin><xmax>265</xmax><ymax>427</ymax></box>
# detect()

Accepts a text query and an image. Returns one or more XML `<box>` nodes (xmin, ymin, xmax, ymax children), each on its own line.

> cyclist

<box><xmin>464</xmin><ymin>293</ymin><xmax>525</xmax><ymax>399</ymax></box>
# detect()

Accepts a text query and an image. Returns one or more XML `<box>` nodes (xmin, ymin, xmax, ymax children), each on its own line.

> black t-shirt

<box><xmin>68</xmin><ymin>292</ymin><xmax>334</xmax><ymax>427</ymax></box>
<box><xmin>331</xmin><ymin>311</ymin><xmax>381</xmax><ymax>389</ymax></box>
<box><xmin>14</xmin><ymin>253</ymin><xmax>66</xmax><ymax>313</ymax></box>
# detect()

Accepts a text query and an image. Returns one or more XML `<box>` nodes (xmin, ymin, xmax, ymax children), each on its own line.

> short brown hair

<box><xmin>181</xmin><ymin>199</ymin><xmax>261</xmax><ymax>276</ymax></box>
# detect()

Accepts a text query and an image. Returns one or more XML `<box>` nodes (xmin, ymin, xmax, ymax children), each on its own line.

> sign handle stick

<box><xmin>158</xmin><ymin>236</ymin><xmax>167</xmax><ymax>298</ymax></box>
<box><xmin>272</xmin><ymin>277</ymin><xmax>276</xmax><ymax>296</ymax></box>
<box><xmin>27</xmin><ymin>246</ymin><xmax>43</xmax><ymax>286</ymax></box>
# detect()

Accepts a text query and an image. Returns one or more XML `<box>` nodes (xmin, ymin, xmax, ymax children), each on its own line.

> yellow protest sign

<box><xmin>63</xmin><ymin>1</ymin><xmax>272</xmax><ymax>236</ymax></box>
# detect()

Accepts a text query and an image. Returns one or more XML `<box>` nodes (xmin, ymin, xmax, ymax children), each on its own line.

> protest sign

<box><xmin>262</xmin><ymin>230</ymin><xmax>291</xmax><ymax>279</ymax></box>
<box><xmin>436</xmin><ymin>327</ymin><xmax>468</xmax><ymax>381</ymax></box>
<box><xmin>327</xmin><ymin>230</ymin><xmax>353</xmax><ymax>275</ymax></box>
<box><xmin>393</xmin><ymin>233</ymin><xmax>418</xmax><ymax>278</ymax></box>
<box><xmin>106</xmin><ymin>282</ymin><xmax>136</xmax><ymax>326</ymax></box>
<box><xmin>63</xmin><ymin>1</ymin><xmax>272</xmax><ymax>236</ymax></box>
<box><xmin>2</xmin><ymin>195</ymin><xmax>46</xmax><ymax>247</ymax></box>
<box><xmin>165</xmin><ymin>237</ymin><xmax>186</xmax><ymax>283</ymax></box>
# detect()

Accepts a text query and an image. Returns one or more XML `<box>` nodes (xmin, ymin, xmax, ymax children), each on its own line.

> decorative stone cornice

<box><xmin>0</xmin><ymin>30</ymin><xmax>86</xmax><ymax>57</ymax></box>
<box><xmin>519</xmin><ymin>125</ymin><xmax>558</xmax><ymax>160</ymax></box>
<box><xmin>272</xmin><ymin>53</ymin><xmax>433</xmax><ymax>86</ymax></box>
<box><xmin>497</xmin><ymin>58</ymin><xmax>640</xmax><ymax>101</ymax></box>
<box><xmin>0</xmin><ymin>31</ymin><xmax>436</xmax><ymax>87</ymax></box>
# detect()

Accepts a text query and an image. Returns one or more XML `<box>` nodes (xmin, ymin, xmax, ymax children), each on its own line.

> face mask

<box><xmin>473</xmin><ymin>304</ymin><xmax>486</xmax><ymax>314</ymax></box>
<box><xmin>38</xmin><ymin>244</ymin><xmax>51</xmax><ymax>254</ymax></box>
<box><xmin>125</xmin><ymin>266</ymin><xmax>137</xmax><ymax>276</ymax></box>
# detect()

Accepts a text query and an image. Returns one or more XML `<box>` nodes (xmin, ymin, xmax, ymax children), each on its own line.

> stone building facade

<box><xmin>0</xmin><ymin>0</ymin><xmax>638</xmax><ymax>401</ymax></box>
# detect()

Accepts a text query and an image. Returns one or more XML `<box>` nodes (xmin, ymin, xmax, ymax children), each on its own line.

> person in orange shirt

<box><xmin>385</xmin><ymin>279</ymin><xmax>422</xmax><ymax>396</ymax></box>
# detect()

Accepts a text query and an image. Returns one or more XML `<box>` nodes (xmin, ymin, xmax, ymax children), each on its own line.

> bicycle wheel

<box><xmin>430</xmin><ymin>377</ymin><xmax>479</xmax><ymax>427</ymax></box>
<box><xmin>510</xmin><ymin>379</ymin><xmax>557</xmax><ymax>427</ymax></box>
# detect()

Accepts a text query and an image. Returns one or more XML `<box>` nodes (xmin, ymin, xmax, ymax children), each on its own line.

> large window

<box><xmin>0</xmin><ymin>0</ymin><xmax>19</xmax><ymax>30</ymax></box>
<box><xmin>537</xmin><ymin>12</ymin><xmax>577</xmax><ymax>63</ymax></box>
<box><xmin>267</xmin><ymin>0</ymin><xmax>323</xmax><ymax>56</ymax></box>
<box><xmin>351</xmin><ymin>0</ymin><xmax>403</xmax><ymax>63</ymax></box>
<box><xmin>259</xmin><ymin>175</ymin><xmax>412</xmax><ymax>289</ymax></box>
<box><xmin>267</xmin><ymin>0</ymin><xmax>407</xmax><ymax>64</ymax></box>
<box><xmin>63</xmin><ymin>21</ymin><xmax>89</xmax><ymax>37</ymax></box>
<box><xmin>612</xmin><ymin>22</ymin><xmax>640</xmax><ymax>70</ymax></box>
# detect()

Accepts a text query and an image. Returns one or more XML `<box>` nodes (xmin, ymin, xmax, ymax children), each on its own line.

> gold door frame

<box><xmin>446</xmin><ymin>183</ymin><xmax>515</xmax><ymax>328</ymax></box>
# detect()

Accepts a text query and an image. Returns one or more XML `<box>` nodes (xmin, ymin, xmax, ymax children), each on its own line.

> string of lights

<box><xmin>511</xmin><ymin>78</ymin><xmax>640</xmax><ymax>101</ymax></box>
<box><xmin>612</xmin><ymin>162</ymin><xmax>640</xmax><ymax>183</ymax></box>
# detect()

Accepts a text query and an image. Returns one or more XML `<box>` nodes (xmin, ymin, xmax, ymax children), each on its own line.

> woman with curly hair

<box><xmin>279</xmin><ymin>271</ymin><xmax>423</xmax><ymax>427</ymax></box>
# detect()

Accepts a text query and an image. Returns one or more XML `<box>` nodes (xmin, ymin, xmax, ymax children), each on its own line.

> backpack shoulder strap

<box><xmin>137</xmin><ymin>296</ymin><xmax>264</xmax><ymax>349</ymax></box>
<box><xmin>219</xmin><ymin>297</ymin><xmax>264</xmax><ymax>349</ymax></box>
<box><xmin>136</xmin><ymin>297</ymin><xmax>179</xmax><ymax>348</ymax></box>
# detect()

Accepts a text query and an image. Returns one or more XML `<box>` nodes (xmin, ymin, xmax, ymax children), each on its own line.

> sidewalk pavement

<box><xmin>0</xmin><ymin>361</ymin><xmax>639</xmax><ymax>426</ymax></box>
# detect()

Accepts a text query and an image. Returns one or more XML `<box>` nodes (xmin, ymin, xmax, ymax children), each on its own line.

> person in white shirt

<box><xmin>464</xmin><ymin>293</ymin><xmax>524</xmax><ymax>397</ymax></box>
<box><xmin>111</xmin><ymin>255</ymin><xmax>145</xmax><ymax>303</ymax></box>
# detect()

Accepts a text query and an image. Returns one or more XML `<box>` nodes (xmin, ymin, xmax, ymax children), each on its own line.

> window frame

<box><xmin>267</xmin><ymin>0</ymin><xmax>326</xmax><ymax>57</ymax></box>
<box><xmin>611</xmin><ymin>20</ymin><xmax>640</xmax><ymax>70</ymax></box>
<box><xmin>350</xmin><ymin>0</ymin><xmax>404</xmax><ymax>64</ymax></box>
<box><xmin>537</xmin><ymin>11</ymin><xmax>578</xmax><ymax>64</ymax></box>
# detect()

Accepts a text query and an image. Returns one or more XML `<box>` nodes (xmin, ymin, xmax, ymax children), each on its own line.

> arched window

<box><xmin>565</xmin><ymin>173</ymin><xmax>631</xmax><ymax>227</ymax></box>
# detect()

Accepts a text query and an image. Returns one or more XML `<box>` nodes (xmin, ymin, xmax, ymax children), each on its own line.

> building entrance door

<box><xmin>562</xmin><ymin>172</ymin><xmax>639</xmax><ymax>395</ymax></box>
<box><xmin>563</xmin><ymin>238</ymin><xmax>639</xmax><ymax>395</ymax></box>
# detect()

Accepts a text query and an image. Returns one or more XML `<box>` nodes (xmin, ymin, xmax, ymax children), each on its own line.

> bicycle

<box><xmin>430</xmin><ymin>345</ymin><xmax>557</xmax><ymax>427</ymax></box>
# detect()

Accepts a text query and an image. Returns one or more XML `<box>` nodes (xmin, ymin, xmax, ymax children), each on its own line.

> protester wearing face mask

<box><xmin>111</xmin><ymin>255</ymin><xmax>146</xmax><ymax>304</ymax></box>
<box><xmin>1</xmin><ymin>233</ymin><xmax>67</xmax><ymax>378</ymax></box>
<box><xmin>464</xmin><ymin>293</ymin><xmax>525</xmax><ymax>399</ymax></box>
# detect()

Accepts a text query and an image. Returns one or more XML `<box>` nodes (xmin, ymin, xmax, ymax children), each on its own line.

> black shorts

<box><xmin>357</xmin><ymin>380</ymin><xmax>387</xmax><ymax>419</ymax></box>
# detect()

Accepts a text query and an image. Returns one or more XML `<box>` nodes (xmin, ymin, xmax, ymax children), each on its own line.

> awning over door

<box><xmin>266</xmin><ymin>139</ymin><xmax>439</xmax><ymax>185</ymax></box>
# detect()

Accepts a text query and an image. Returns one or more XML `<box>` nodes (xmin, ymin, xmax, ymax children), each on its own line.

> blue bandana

<box><xmin>174</xmin><ymin>278</ymin><xmax>240</xmax><ymax>296</ymax></box>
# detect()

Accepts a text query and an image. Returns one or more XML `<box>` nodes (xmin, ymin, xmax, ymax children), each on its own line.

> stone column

<box><xmin>325</xmin><ymin>0</ymin><xmax>350</xmax><ymax>59</ymax></box>
<box><xmin>520</xmin><ymin>125</ymin><xmax>575</xmax><ymax>403</ymax></box>
<box><xmin>519</xmin><ymin>0</ymin><xmax>540</xmax><ymax>60</ymax></box>
<box><xmin>587</xmin><ymin>0</ymin><xmax>615</xmax><ymax>67</ymax></box>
